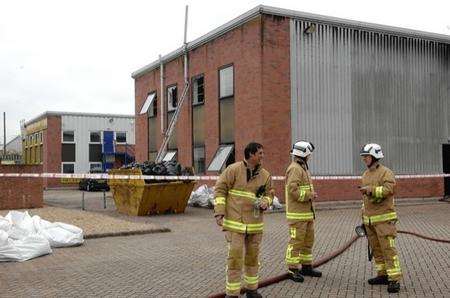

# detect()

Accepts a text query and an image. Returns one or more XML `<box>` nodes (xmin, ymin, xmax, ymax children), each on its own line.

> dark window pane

<box><xmin>193</xmin><ymin>146</ymin><xmax>205</xmax><ymax>174</ymax></box>
<box><xmin>89</xmin><ymin>144</ymin><xmax>103</xmax><ymax>162</ymax></box>
<box><xmin>219</xmin><ymin>66</ymin><xmax>233</xmax><ymax>98</ymax></box>
<box><xmin>63</xmin><ymin>131</ymin><xmax>74</xmax><ymax>142</ymax></box>
<box><xmin>220</xmin><ymin>97</ymin><xmax>234</xmax><ymax>144</ymax></box>
<box><xmin>116</xmin><ymin>132</ymin><xmax>126</xmax><ymax>143</ymax></box>
<box><xmin>62</xmin><ymin>144</ymin><xmax>76</xmax><ymax>162</ymax></box>
<box><xmin>62</xmin><ymin>164</ymin><xmax>74</xmax><ymax>173</ymax></box>
<box><xmin>167</xmin><ymin>86</ymin><xmax>178</xmax><ymax>111</ymax></box>
<box><xmin>193</xmin><ymin>105</ymin><xmax>205</xmax><ymax>147</ymax></box>
<box><xmin>148</xmin><ymin>117</ymin><xmax>157</xmax><ymax>151</ymax></box>
<box><xmin>90</xmin><ymin>132</ymin><xmax>101</xmax><ymax>143</ymax></box>
<box><xmin>167</xmin><ymin>111</ymin><xmax>177</xmax><ymax>150</ymax></box>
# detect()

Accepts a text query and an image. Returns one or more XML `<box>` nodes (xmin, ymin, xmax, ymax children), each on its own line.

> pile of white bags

<box><xmin>0</xmin><ymin>211</ymin><xmax>84</xmax><ymax>262</ymax></box>
<box><xmin>187</xmin><ymin>185</ymin><xmax>284</xmax><ymax>211</ymax></box>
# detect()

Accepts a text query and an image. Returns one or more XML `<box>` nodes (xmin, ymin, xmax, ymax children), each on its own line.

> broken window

<box><xmin>193</xmin><ymin>75</ymin><xmax>205</xmax><ymax>105</ymax></box>
<box><xmin>167</xmin><ymin>85</ymin><xmax>178</xmax><ymax>112</ymax></box>
<box><xmin>207</xmin><ymin>144</ymin><xmax>234</xmax><ymax>172</ymax></box>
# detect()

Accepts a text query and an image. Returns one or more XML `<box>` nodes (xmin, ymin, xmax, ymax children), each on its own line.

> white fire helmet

<box><xmin>360</xmin><ymin>143</ymin><xmax>384</xmax><ymax>159</ymax></box>
<box><xmin>291</xmin><ymin>141</ymin><xmax>315</xmax><ymax>158</ymax></box>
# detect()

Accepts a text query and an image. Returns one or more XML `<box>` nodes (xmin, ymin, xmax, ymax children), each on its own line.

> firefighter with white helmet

<box><xmin>284</xmin><ymin>141</ymin><xmax>322</xmax><ymax>282</ymax></box>
<box><xmin>359</xmin><ymin>143</ymin><xmax>402</xmax><ymax>293</ymax></box>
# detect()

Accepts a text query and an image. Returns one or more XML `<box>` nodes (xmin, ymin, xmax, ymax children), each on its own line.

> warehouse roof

<box><xmin>24</xmin><ymin>111</ymin><xmax>134</xmax><ymax>127</ymax></box>
<box><xmin>132</xmin><ymin>5</ymin><xmax>450</xmax><ymax>79</ymax></box>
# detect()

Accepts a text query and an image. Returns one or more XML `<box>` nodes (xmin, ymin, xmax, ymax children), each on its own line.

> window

<box><xmin>193</xmin><ymin>146</ymin><xmax>205</xmax><ymax>174</ymax></box>
<box><xmin>140</xmin><ymin>92</ymin><xmax>157</xmax><ymax>116</ymax></box>
<box><xmin>219</xmin><ymin>66</ymin><xmax>233</xmax><ymax>98</ymax></box>
<box><xmin>62</xmin><ymin>163</ymin><xmax>75</xmax><ymax>174</ymax></box>
<box><xmin>63</xmin><ymin>131</ymin><xmax>75</xmax><ymax>142</ymax></box>
<box><xmin>90</xmin><ymin>131</ymin><xmax>101</xmax><ymax>143</ymax></box>
<box><xmin>40</xmin><ymin>144</ymin><xmax>43</xmax><ymax>163</ymax></box>
<box><xmin>193</xmin><ymin>75</ymin><xmax>205</xmax><ymax>105</ymax></box>
<box><xmin>162</xmin><ymin>150</ymin><xmax>177</xmax><ymax>162</ymax></box>
<box><xmin>89</xmin><ymin>163</ymin><xmax>102</xmax><ymax>172</ymax></box>
<box><xmin>116</xmin><ymin>132</ymin><xmax>127</xmax><ymax>143</ymax></box>
<box><xmin>207</xmin><ymin>144</ymin><xmax>235</xmax><ymax>172</ymax></box>
<box><xmin>62</xmin><ymin>143</ymin><xmax>76</xmax><ymax>162</ymax></box>
<box><xmin>148</xmin><ymin>151</ymin><xmax>158</xmax><ymax>162</ymax></box>
<box><xmin>89</xmin><ymin>144</ymin><xmax>103</xmax><ymax>162</ymax></box>
<box><xmin>167</xmin><ymin>85</ymin><xmax>177</xmax><ymax>112</ymax></box>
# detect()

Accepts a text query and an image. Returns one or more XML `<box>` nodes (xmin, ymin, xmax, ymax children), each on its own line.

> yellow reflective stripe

<box><xmin>264</xmin><ymin>196</ymin><xmax>273</xmax><ymax>205</ymax></box>
<box><xmin>388</xmin><ymin>237</ymin><xmax>395</xmax><ymax>248</ymax></box>
<box><xmin>214</xmin><ymin>197</ymin><xmax>226</xmax><ymax>205</ymax></box>
<box><xmin>290</xmin><ymin>227</ymin><xmax>296</xmax><ymax>239</ymax></box>
<box><xmin>246</xmin><ymin>223</ymin><xmax>264</xmax><ymax>232</ymax></box>
<box><xmin>223</xmin><ymin>219</ymin><xmax>263</xmax><ymax>233</ymax></box>
<box><xmin>375</xmin><ymin>186</ymin><xmax>384</xmax><ymax>199</ymax></box>
<box><xmin>243</xmin><ymin>275</ymin><xmax>258</xmax><ymax>285</ymax></box>
<box><xmin>363</xmin><ymin>212</ymin><xmax>397</xmax><ymax>224</ymax></box>
<box><xmin>299</xmin><ymin>188</ymin><xmax>306</xmax><ymax>202</ymax></box>
<box><xmin>226</xmin><ymin>281</ymin><xmax>241</xmax><ymax>291</ymax></box>
<box><xmin>229</xmin><ymin>189</ymin><xmax>256</xmax><ymax>200</ymax></box>
<box><xmin>375</xmin><ymin>262</ymin><xmax>386</xmax><ymax>271</ymax></box>
<box><xmin>286</xmin><ymin>212</ymin><xmax>314</xmax><ymax>220</ymax></box>
<box><xmin>285</xmin><ymin>245</ymin><xmax>300</xmax><ymax>264</ymax></box>
<box><xmin>223</xmin><ymin>219</ymin><xmax>246</xmax><ymax>232</ymax></box>
<box><xmin>299</xmin><ymin>253</ymin><xmax>313</xmax><ymax>261</ymax></box>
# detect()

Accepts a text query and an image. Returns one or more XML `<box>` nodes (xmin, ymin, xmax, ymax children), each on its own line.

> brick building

<box><xmin>22</xmin><ymin>111</ymin><xmax>135</xmax><ymax>188</ymax></box>
<box><xmin>132</xmin><ymin>5</ymin><xmax>450</xmax><ymax>200</ymax></box>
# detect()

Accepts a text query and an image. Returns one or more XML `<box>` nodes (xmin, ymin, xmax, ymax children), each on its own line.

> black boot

<box><xmin>287</xmin><ymin>268</ymin><xmax>304</xmax><ymax>282</ymax></box>
<box><xmin>300</xmin><ymin>265</ymin><xmax>322</xmax><ymax>277</ymax></box>
<box><xmin>387</xmin><ymin>281</ymin><xmax>400</xmax><ymax>293</ymax></box>
<box><xmin>367</xmin><ymin>275</ymin><xmax>389</xmax><ymax>285</ymax></box>
<box><xmin>246</xmin><ymin>289</ymin><xmax>262</xmax><ymax>298</ymax></box>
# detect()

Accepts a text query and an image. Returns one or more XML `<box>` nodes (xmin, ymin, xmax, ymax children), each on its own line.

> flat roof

<box><xmin>24</xmin><ymin>111</ymin><xmax>134</xmax><ymax>127</ymax></box>
<box><xmin>132</xmin><ymin>5</ymin><xmax>450</xmax><ymax>79</ymax></box>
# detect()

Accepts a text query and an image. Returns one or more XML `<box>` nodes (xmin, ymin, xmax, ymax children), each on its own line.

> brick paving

<box><xmin>0</xmin><ymin>191</ymin><xmax>449</xmax><ymax>297</ymax></box>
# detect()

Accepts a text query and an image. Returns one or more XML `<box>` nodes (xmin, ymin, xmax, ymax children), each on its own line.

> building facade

<box><xmin>133</xmin><ymin>6</ymin><xmax>450</xmax><ymax>200</ymax></box>
<box><xmin>22</xmin><ymin>111</ymin><xmax>135</xmax><ymax>188</ymax></box>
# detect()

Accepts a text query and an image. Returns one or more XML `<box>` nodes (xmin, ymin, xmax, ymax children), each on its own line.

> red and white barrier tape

<box><xmin>0</xmin><ymin>173</ymin><xmax>449</xmax><ymax>181</ymax></box>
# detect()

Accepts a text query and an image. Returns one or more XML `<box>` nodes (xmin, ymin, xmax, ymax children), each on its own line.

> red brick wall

<box><xmin>134</xmin><ymin>13</ymin><xmax>444</xmax><ymax>201</ymax></box>
<box><xmin>0</xmin><ymin>165</ymin><xmax>43</xmax><ymax>209</ymax></box>
<box><xmin>43</xmin><ymin>116</ymin><xmax>62</xmax><ymax>188</ymax></box>
<box><xmin>135</xmin><ymin>16</ymin><xmax>265</xmax><ymax>168</ymax></box>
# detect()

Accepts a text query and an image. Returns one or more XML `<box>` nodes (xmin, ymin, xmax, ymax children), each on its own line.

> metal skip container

<box><xmin>108</xmin><ymin>168</ymin><xmax>196</xmax><ymax>216</ymax></box>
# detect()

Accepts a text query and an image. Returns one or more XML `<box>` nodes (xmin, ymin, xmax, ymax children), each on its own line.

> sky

<box><xmin>0</xmin><ymin>0</ymin><xmax>449</xmax><ymax>144</ymax></box>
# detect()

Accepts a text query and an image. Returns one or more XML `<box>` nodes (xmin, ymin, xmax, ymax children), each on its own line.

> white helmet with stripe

<box><xmin>360</xmin><ymin>143</ymin><xmax>384</xmax><ymax>159</ymax></box>
<box><xmin>291</xmin><ymin>141</ymin><xmax>315</xmax><ymax>158</ymax></box>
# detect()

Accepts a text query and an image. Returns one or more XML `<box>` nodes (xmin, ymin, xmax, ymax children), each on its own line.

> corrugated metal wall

<box><xmin>290</xmin><ymin>19</ymin><xmax>450</xmax><ymax>175</ymax></box>
<box><xmin>61</xmin><ymin>115</ymin><xmax>135</xmax><ymax>173</ymax></box>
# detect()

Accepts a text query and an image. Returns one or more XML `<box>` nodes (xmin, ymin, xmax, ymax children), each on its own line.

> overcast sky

<box><xmin>1</xmin><ymin>0</ymin><xmax>449</xmax><ymax>144</ymax></box>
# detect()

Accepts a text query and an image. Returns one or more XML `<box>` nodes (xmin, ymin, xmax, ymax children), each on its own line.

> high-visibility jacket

<box><xmin>285</xmin><ymin>160</ymin><xmax>315</xmax><ymax>224</ymax></box>
<box><xmin>361</xmin><ymin>164</ymin><xmax>397</xmax><ymax>225</ymax></box>
<box><xmin>214</xmin><ymin>161</ymin><xmax>274</xmax><ymax>234</ymax></box>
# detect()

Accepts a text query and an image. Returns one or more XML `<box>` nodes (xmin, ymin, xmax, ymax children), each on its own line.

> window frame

<box><xmin>61</xmin><ymin>162</ymin><xmax>75</xmax><ymax>174</ymax></box>
<box><xmin>207</xmin><ymin>144</ymin><xmax>235</xmax><ymax>173</ymax></box>
<box><xmin>62</xmin><ymin>130</ymin><xmax>75</xmax><ymax>143</ymax></box>
<box><xmin>218</xmin><ymin>64</ymin><xmax>234</xmax><ymax>100</ymax></box>
<box><xmin>192</xmin><ymin>74</ymin><xmax>205</xmax><ymax>106</ymax></box>
<box><xmin>89</xmin><ymin>131</ymin><xmax>102</xmax><ymax>144</ymax></box>
<box><xmin>115</xmin><ymin>131</ymin><xmax>127</xmax><ymax>144</ymax></box>
<box><xmin>166</xmin><ymin>84</ymin><xmax>178</xmax><ymax>112</ymax></box>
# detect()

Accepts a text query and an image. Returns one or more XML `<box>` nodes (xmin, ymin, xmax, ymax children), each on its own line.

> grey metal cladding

<box><xmin>291</xmin><ymin>19</ymin><xmax>450</xmax><ymax>175</ymax></box>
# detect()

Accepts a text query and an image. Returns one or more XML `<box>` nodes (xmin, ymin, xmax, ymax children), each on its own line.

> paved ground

<box><xmin>0</xmin><ymin>191</ymin><xmax>449</xmax><ymax>297</ymax></box>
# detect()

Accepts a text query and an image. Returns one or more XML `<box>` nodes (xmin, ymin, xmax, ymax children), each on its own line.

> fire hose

<box><xmin>208</xmin><ymin>230</ymin><xmax>450</xmax><ymax>298</ymax></box>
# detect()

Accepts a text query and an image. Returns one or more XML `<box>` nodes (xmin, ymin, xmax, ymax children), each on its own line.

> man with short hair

<box><xmin>214</xmin><ymin>142</ymin><xmax>274</xmax><ymax>298</ymax></box>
